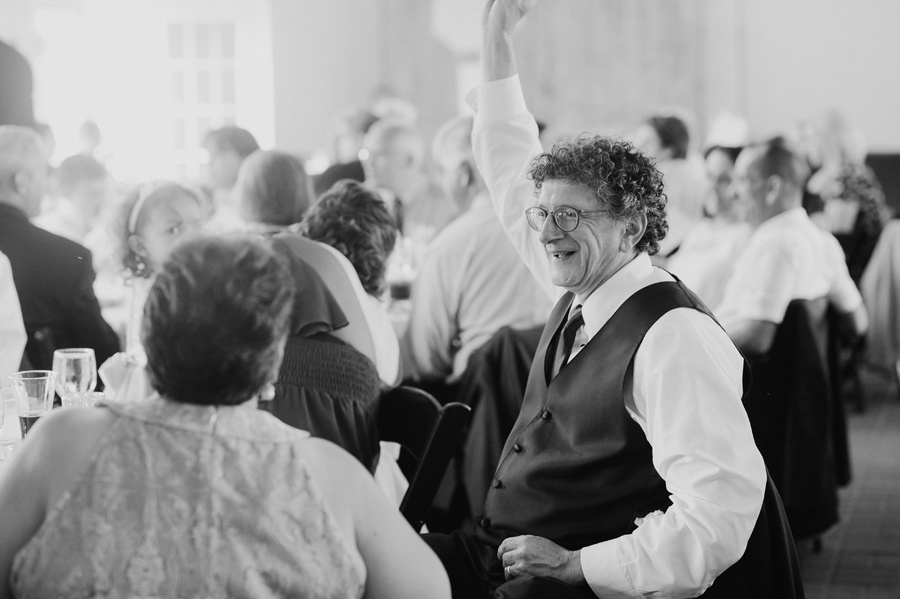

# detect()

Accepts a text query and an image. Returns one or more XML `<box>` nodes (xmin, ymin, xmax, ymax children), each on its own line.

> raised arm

<box><xmin>481</xmin><ymin>0</ymin><xmax>539</xmax><ymax>82</ymax></box>
<box><xmin>474</xmin><ymin>0</ymin><xmax>556</xmax><ymax>299</ymax></box>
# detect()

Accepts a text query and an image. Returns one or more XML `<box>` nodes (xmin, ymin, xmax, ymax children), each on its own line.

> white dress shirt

<box><xmin>666</xmin><ymin>219</ymin><xmax>753</xmax><ymax>309</ymax></box>
<box><xmin>715</xmin><ymin>206</ymin><xmax>862</xmax><ymax>330</ymax></box>
<box><xmin>471</xmin><ymin>75</ymin><xmax>766</xmax><ymax>599</ymax></box>
<box><xmin>400</xmin><ymin>191</ymin><xmax>551</xmax><ymax>383</ymax></box>
<box><xmin>0</xmin><ymin>251</ymin><xmax>26</xmax><ymax>382</ymax></box>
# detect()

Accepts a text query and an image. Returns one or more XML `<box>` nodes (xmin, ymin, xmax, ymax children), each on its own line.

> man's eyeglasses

<box><xmin>525</xmin><ymin>206</ymin><xmax>606</xmax><ymax>233</ymax></box>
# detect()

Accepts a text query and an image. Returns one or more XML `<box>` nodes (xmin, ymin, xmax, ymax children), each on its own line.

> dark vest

<box><xmin>476</xmin><ymin>281</ymin><xmax>696</xmax><ymax>550</ymax></box>
<box><xmin>475</xmin><ymin>280</ymin><xmax>804</xmax><ymax>599</ymax></box>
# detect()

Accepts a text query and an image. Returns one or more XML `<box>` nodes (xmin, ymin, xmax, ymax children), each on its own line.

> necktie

<box><xmin>393</xmin><ymin>197</ymin><xmax>405</xmax><ymax>234</ymax></box>
<box><xmin>553</xmin><ymin>304</ymin><xmax>584</xmax><ymax>378</ymax></box>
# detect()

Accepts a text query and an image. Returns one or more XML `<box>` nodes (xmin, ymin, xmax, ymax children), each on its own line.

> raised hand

<box><xmin>482</xmin><ymin>0</ymin><xmax>541</xmax><ymax>36</ymax></box>
<box><xmin>481</xmin><ymin>0</ymin><xmax>541</xmax><ymax>81</ymax></box>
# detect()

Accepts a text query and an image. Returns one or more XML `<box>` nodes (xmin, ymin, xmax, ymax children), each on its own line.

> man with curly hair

<box><xmin>421</xmin><ymin>2</ymin><xmax>802</xmax><ymax>599</ymax></box>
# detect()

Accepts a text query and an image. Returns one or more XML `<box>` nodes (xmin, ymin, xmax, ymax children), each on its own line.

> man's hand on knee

<box><xmin>497</xmin><ymin>535</ymin><xmax>587</xmax><ymax>586</ymax></box>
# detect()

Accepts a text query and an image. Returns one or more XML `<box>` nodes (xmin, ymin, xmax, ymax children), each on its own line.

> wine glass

<box><xmin>53</xmin><ymin>348</ymin><xmax>98</xmax><ymax>408</ymax></box>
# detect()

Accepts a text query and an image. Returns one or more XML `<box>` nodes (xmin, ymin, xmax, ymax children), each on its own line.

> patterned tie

<box><xmin>393</xmin><ymin>197</ymin><xmax>405</xmax><ymax>234</ymax></box>
<box><xmin>553</xmin><ymin>303</ymin><xmax>584</xmax><ymax>378</ymax></box>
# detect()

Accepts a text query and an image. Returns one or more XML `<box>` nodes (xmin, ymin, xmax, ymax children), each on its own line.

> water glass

<box><xmin>53</xmin><ymin>348</ymin><xmax>97</xmax><ymax>405</ymax></box>
<box><xmin>9</xmin><ymin>370</ymin><xmax>57</xmax><ymax>439</ymax></box>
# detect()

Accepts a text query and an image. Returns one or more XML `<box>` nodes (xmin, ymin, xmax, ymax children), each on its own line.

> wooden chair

<box><xmin>378</xmin><ymin>386</ymin><xmax>470</xmax><ymax>531</ymax></box>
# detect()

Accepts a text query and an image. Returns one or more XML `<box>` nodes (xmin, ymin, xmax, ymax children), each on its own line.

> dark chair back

<box><xmin>378</xmin><ymin>386</ymin><xmax>470</xmax><ymax>531</ymax></box>
<box><xmin>744</xmin><ymin>298</ymin><xmax>840</xmax><ymax>540</ymax></box>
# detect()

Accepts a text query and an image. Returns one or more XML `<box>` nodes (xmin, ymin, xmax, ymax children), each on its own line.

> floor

<box><xmin>798</xmin><ymin>369</ymin><xmax>900</xmax><ymax>599</ymax></box>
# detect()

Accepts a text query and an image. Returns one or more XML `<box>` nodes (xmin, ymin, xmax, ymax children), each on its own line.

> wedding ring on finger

<box><xmin>505</xmin><ymin>565</ymin><xmax>513</xmax><ymax>579</ymax></box>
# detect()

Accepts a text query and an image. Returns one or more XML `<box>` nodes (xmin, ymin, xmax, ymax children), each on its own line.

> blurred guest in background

<box><xmin>0</xmin><ymin>39</ymin><xmax>34</xmax><ymax>129</ymax></box>
<box><xmin>233</xmin><ymin>149</ymin><xmax>313</xmax><ymax>235</ymax></box>
<box><xmin>99</xmin><ymin>181</ymin><xmax>205</xmax><ymax>402</ymax></box>
<box><xmin>634</xmin><ymin>114</ymin><xmax>709</xmax><ymax>258</ymax></box>
<box><xmin>400</xmin><ymin>115</ymin><xmax>550</xmax><ymax>386</ymax></box>
<box><xmin>0</xmin><ymin>236</ymin><xmax>450</xmax><ymax>599</ymax></box>
<box><xmin>717</xmin><ymin>137</ymin><xmax>867</xmax><ymax>355</ymax></box>
<box><xmin>35</xmin><ymin>154</ymin><xmax>110</xmax><ymax>245</ymax></box>
<box><xmin>797</xmin><ymin>111</ymin><xmax>891</xmax><ymax>284</ymax></box>
<box><xmin>0</xmin><ymin>125</ymin><xmax>119</xmax><ymax>370</ymax></box>
<box><xmin>666</xmin><ymin>145</ymin><xmax>752</xmax><ymax>308</ymax></box>
<box><xmin>314</xmin><ymin>108</ymin><xmax>380</xmax><ymax>196</ymax></box>
<box><xmin>300</xmin><ymin>179</ymin><xmax>401</xmax><ymax>386</ymax></box>
<box><xmin>362</xmin><ymin>117</ymin><xmax>458</xmax><ymax>242</ymax></box>
<box><xmin>202</xmin><ymin>125</ymin><xmax>260</xmax><ymax>232</ymax></box>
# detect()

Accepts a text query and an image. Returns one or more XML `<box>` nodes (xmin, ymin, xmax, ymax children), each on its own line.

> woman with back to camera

<box><xmin>233</xmin><ymin>149</ymin><xmax>313</xmax><ymax>235</ymax></box>
<box><xmin>0</xmin><ymin>236</ymin><xmax>450</xmax><ymax>599</ymax></box>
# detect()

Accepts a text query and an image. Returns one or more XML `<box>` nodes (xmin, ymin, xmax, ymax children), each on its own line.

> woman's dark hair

<box><xmin>236</xmin><ymin>150</ymin><xmax>312</xmax><ymax>227</ymax></box>
<box><xmin>203</xmin><ymin>126</ymin><xmax>260</xmax><ymax>159</ymax></box>
<box><xmin>142</xmin><ymin>236</ymin><xmax>294</xmax><ymax>406</ymax></box>
<box><xmin>647</xmin><ymin>115</ymin><xmax>690</xmax><ymax>160</ymax></box>
<box><xmin>529</xmin><ymin>134</ymin><xmax>668</xmax><ymax>256</ymax></box>
<box><xmin>299</xmin><ymin>179</ymin><xmax>397</xmax><ymax>296</ymax></box>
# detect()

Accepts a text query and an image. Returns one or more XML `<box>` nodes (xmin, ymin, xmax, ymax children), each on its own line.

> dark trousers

<box><xmin>423</xmin><ymin>532</ymin><xmax>597</xmax><ymax>599</ymax></box>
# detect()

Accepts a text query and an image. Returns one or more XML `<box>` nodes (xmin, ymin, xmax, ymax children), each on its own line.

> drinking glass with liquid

<box><xmin>53</xmin><ymin>348</ymin><xmax>97</xmax><ymax>408</ymax></box>
<box><xmin>9</xmin><ymin>370</ymin><xmax>57</xmax><ymax>438</ymax></box>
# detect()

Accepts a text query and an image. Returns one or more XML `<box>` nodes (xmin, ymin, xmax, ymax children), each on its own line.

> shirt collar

<box><xmin>579</xmin><ymin>252</ymin><xmax>657</xmax><ymax>339</ymax></box>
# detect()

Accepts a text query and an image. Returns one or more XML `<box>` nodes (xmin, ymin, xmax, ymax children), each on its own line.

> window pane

<box><xmin>168</xmin><ymin>24</ymin><xmax>183</xmax><ymax>58</ymax></box>
<box><xmin>221</xmin><ymin>23</ymin><xmax>235</xmax><ymax>58</ymax></box>
<box><xmin>195</xmin><ymin>24</ymin><xmax>209</xmax><ymax>59</ymax></box>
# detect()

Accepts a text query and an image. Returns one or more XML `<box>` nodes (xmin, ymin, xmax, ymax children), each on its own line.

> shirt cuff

<box><xmin>580</xmin><ymin>539</ymin><xmax>636</xmax><ymax>599</ymax></box>
<box><xmin>466</xmin><ymin>75</ymin><xmax>529</xmax><ymax>126</ymax></box>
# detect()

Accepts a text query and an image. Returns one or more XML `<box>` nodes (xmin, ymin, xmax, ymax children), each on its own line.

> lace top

<box><xmin>11</xmin><ymin>395</ymin><xmax>366</xmax><ymax>599</ymax></box>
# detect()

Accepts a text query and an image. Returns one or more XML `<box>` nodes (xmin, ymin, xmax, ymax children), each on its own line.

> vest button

<box><xmin>513</xmin><ymin>443</ymin><xmax>523</xmax><ymax>453</ymax></box>
<box><xmin>479</xmin><ymin>517</ymin><xmax>491</xmax><ymax>528</ymax></box>
<box><xmin>541</xmin><ymin>410</ymin><xmax>552</xmax><ymax>420</ymax></box>
<box><xmin>491</xmin><ymin>479</ymin><xmax>502</xmax><ymax>489</ymax></box>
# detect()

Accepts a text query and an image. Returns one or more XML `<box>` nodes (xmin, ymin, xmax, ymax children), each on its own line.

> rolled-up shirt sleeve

<box><xmin>580</xmin><ymin>310</ymin><xmax>766</xmax><ymax>598</ymax></box>
<box><xmin>469</xmin><ymin>76</ymin><xmax>556</xmax><ymax>300</ymax></box>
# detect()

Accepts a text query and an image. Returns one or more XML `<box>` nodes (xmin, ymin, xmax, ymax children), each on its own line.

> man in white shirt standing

<box><xmin>400</xmin><ymin>115</ymin><xmax>551</xmax><ymax>386</ymax></box>
<box><xmin>422</xmin><ymin>2</ymin><xmax>802</xmax><ymax>598</ymax></box>
<box><xmin>716</xmin><ymin>136</ymin><xmax>867</xmax><ymax>354</ymax></box>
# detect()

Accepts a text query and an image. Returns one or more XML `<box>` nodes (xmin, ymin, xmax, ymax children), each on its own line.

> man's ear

<box><xmin>765</xmin><ymin>175</ymin><xmax>784</xmax><ymax>207</ymax></box>
<box><xmin>12</xmin><ymin>170</ymin><xmax>31</xmax><ymax>198</ymax></box>
<box><xmin>620</xmin><ymin>212</ymin><xmax>648</xmax><ymax>253</ymax></box>
<box><xmin>458</xmin><ymin>162</ymin><xmax>474</xmax><ymax>190</ymax></box>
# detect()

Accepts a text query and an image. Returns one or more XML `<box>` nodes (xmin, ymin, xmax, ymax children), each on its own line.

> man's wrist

<box><xmin>565</xmin><ymin>549</ymin><xmax>587</xmax><ymax>585</ymax></box>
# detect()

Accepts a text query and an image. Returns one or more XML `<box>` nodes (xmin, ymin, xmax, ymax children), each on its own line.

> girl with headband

<box><xmin>99</xmin><ymin>181</ymin><xmax>204</xmax><ymax>402</ymax></box>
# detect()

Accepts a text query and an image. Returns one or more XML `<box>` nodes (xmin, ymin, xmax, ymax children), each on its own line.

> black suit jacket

<box><xmin>0</xmin><ymin>203</ymin><xmax>119</xmax><ymax>370</ymax></box>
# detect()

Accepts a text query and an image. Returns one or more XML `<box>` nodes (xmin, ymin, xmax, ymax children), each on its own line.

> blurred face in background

<box><xmin>705</xmin><ymin>148</ymin><xmax>745</xmax><ymax>222</ymax></box>
<box><xmin>204</xmin><ymin>142</ymin><xmax>244</xmax><ymax>191</ymax></box>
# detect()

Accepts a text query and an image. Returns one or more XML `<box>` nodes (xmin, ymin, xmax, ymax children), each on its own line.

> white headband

<box><xmin>127</xmin><ymin>181</ymin><xmax>169</xmax><ymax>235</ymax></box>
